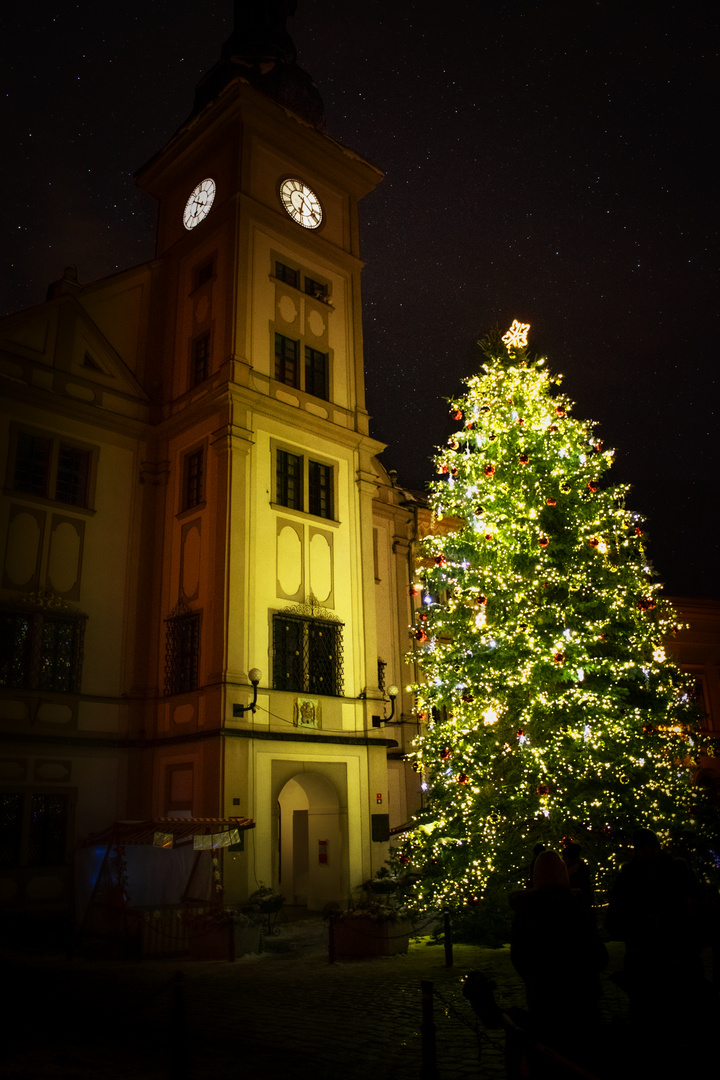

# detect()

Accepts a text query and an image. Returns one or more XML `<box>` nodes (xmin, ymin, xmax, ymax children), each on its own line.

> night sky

<box><xmin>2</xmin><ymin>1</ymin><xmax>717</xmax><ymax>598</ymax></box>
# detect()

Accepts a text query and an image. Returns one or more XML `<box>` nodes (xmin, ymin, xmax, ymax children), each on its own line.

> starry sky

<box><xmin>2</xmin><ymin>1</ymin><xmax>717</xmax><ymax>598</ymax></box>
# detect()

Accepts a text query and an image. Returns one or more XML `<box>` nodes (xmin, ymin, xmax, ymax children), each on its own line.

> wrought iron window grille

<box><xmin>164</xmin><ymin>601</ymin><xmax>201</xmax><ymax>695</ymax></box>
<box><xmin>0</xmin><ymin>591</ymin><xmax>86</xmax><ymax>693</ymax></box>
<box><xmin>273</xmin><ymin>600</ymin><xmax>344</xmax><ymax>698</ymax></box>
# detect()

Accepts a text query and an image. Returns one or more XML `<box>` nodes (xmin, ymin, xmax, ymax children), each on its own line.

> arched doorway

<box><xmin>277</xmin><ymin>772</ymin><xmax>343</xmax><ymax>911</ymax></box>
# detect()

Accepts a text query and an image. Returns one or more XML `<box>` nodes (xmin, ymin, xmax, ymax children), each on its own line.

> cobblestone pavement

<box><xmin>0</xmin><ymin>917</ymin><xmax>716</xmax><ymax>1080</ymax></box>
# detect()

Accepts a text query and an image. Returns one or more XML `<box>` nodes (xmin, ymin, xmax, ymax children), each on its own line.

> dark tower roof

<box><xmin>190</xmin><ymin>0</ymin><xmax>325</xmax><ymax>129</ymax></box>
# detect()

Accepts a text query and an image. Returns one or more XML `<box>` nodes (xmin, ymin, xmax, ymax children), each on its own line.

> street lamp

<box><xmin>386</xmin><ymin>684</ymin><xmax>399</xmax><ymax>722</ymax></box>
<box><xmin>233</xmin><ymin>668</ymin><xmax>262</xmax><ymax>717</ymax></box>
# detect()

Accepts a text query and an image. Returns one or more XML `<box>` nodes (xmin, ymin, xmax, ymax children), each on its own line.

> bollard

<box><xmin>443</xmin><ymin>910</ymin><xmax>453</xmax><ymax>967</ymax></box>
<box><xmin>420</xmin><ymin>979</ymin><xmax>437</xmax><ymax>1080</ymax></box>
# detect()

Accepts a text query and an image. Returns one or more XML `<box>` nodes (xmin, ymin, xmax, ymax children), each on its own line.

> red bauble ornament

<box><xmin>476</xmin><ymin>595</ymin><xmax>487</xmax><ymax>606</ymax></box>
<box><xmin>519</xmin><ymin>453</ymin><xmax>529</xmax><ymax>465</ymax></box>
<box><xmin>452</xmin><ymin>408</ymin><xmax>463</xmax><ymax>421</ymax></box>
<box><xmin>637</xmin><ymin>598</ymin><xmax>656</xmax><ymax>611</ymax></box>
<box><xmin>465</xmin><ymin>420</ymin><xmax>474</xmax><ymax>430</ymax></box>
<box><xmin>518</xmin><ymin>417</ymin><xmax>525</xmax><ymax>425</ymax></box>
<box><xmin>539</xmin><ymin>536</ymin><xmax>549</xmax><ymax>547</ymax></box>
<box><xmin>439</xmin><ymin>464</ymin><xmax>448</xmax><ymax>474</ymax></box>
<box><xmin>553</xmin><ymin>651</ymin><xmax>565</xmax><ymax>663</ymax></box>
<box><xmin>587</xmin><ymin>481</ymin><xmax>598</xmax><ymax>493</ymax></box>
<box><xmin>484</xmin><ymin>464</ymin><xmax>495</xmax><ymax>477</ymax></box>
<box><xmin>589</xmin><ymin>537</ymin><xmax>599</xmax><ymax>547</ymax></box>
<box><xmin>415</xmin><ymin>629</ymin><xmax>427</xmax><ymax>642</ymax></box>
<box><xmin>635</xmin><ymin>526</ymin><xmax>643</xmax><ymax>536</ymax></box>
<box><xmin>536</xmin><ymin>784</ymin><xmax>550</xmax><ymax>796</ymax></box>
<box><xmin>458</xmin><ymin>774</ymin><xmax>468</xmax><ymax>785</ymax></box>
<box><xmin>435</xmin><ymin>554</ymin><xmax>446</xmax><ymax>566</ymax></box>
<box><xmin>546</xmin><ymin>497</ymin><xmax>557</xmax><ymax>506</ymax></box>
<box><xmin>555</xmin><ymin>406</ymin><xmax>566</xmax><ymax>417</ymax></box>
<box><xmin>516</xmin><ymin>728</ymin><xmax>525</xmax><ymax>738</ymax></box>
<box><xmin>451</xmin><ymin>468</ymin><xmax>459</xmax><ymax>476</ymax></box>
<box><xmin>441</xmin><ymin>748</ymin><xmax>451</xmax><ymax>760</ymax></box>
<box><xmin>449</xmin><ymin>438</ymin><xmax>459</xmax><ymax>450</ymax></box>
<box><xmin>549</xmin><ymin>425</ymin><xmax>558</xmax><ymax>433</ymax></box>
<box><xmin>643</xmin><ymin>723</ymin><xmax>655</xmax><ymax>734</ymax></box>
<box><xmin>409</xmin><ymin>586</ymin><xmax>418</xmax><ymax>597</ymax></box>
<box><xmin>462</xmin><ymin>693</ymin><xmax>474</xmax><ymax>704</ymax></box>
<box><xmin>485</xmin><ymin>532</ymin><xmax>493</xmax><ymax>541</ymax></box>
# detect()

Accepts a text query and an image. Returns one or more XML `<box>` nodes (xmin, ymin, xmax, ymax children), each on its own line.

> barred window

<box><xmin>275</xmin><ymin>333</ymin><xmax>299</xmax><ymax>387</ymax></box>
<box><xmin>164</xmin><ymin>610</ymin><xmax>201</xmax><ymax>695</ymax></box>
<box><xmin>0</xmin><ymin>791</ymin><xmax>71</xmax><ymax>868</ymax></box>
<box><xmin>12</xmin><ymin>431</ymin><xmax>92</xmax><ymax>508</ymax></box>
<box><xmin>0</xmin><ymin>601</ymin><xmax>86</xmax><ymax>693</ymax></box>
<box><xmin>273</xmin><ymin>613</ymin><xmax>343</xmax><ymax>697</ymax></box>
<box><xmin>304</xmin><ymin>346</ymin><xmax>328</xmax><ymax>400</ymax></box>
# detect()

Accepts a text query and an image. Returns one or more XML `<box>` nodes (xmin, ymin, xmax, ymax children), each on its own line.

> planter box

<box><xmin>330</xmin><ymin>917</ymin><xmax>410</xmax><ymax>961</ymax></box>
<box><xmin>234</xmin><ymin>922</ymin><xmax>262</xmax><ymax>956</ymax></box>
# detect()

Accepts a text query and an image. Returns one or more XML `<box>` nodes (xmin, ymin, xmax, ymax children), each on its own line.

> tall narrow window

<box><xmin>193</xmin><ymin>257</ymin><xmax>215</xmax><ymax>289</ymax></box>
<box><xmin>28</xmin><ymin>794</ymin><xmax>69</xmax><ymax>866</ymax></box>
<box><xmin>55</xmin><ymin>444</ymin><xmax>91</xmax><ymax>507</ymax></box>
<box><xmin>192</xmin><ymin>333</ymin><xmax>210</xmax><ymax>385</ymax></box>
<box><xmin>276</xmin><ymin>449</ymin><xmax>304</xmax><ymax>510</ymax></box>
<box><xmin>304</xmin><ymin>347</ymin><xmax>328</xmax><ymax>400</ymax></box>
<box><xmin>182</xmin><ymin>448</ymin><xmax>204</xmax><ymax>511</ymax></box>
<box><xmin>275</xmin><ymin>334</ymin><xmax>299</xmax><ymax>387</ymax></box>
<box><xmin>308</xmin><ymin>460</ymin><xmax>333</xmax><ymax>519</ymax></box>
<box><xmin>275</xmin><ymin>261</ymin><xmax>299</xmax><ymax>288</ymax></box>
<box><xmin>0</xmin><ymin>793</ymin><xmax>23</xmax><ymax>867</ymax></box>
<box><xmin>13</xmin><ymin>432</ymin><xmax>52</xmax><ymax>497</ymax></box>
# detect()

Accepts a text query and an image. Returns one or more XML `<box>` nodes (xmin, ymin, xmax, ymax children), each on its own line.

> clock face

<box><xmin>279</xmin><ymin>178</ymin><xmax>323</xmax><ymax>229</ymax></box>
<box><xmin>183</xmin><ymin>179</ymin><xmax>216</xmax><ymax>230</ymax></box>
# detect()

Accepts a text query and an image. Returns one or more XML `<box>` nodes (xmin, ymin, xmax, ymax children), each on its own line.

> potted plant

<box><xmin>241</xmin><ymin>884</ymin><xmax>285</xmax><ymax>937</ymax></box>
<box><xmin>329</xmin><ymin>868</ymin><xmax>412</xmax><ymax>961</ymax></box>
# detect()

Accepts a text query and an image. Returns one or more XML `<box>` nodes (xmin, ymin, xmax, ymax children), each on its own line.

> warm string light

<box><xmin>399</xmin><ymin>324</ymin><xmax>704</xmax><ymax>925</ymax></box>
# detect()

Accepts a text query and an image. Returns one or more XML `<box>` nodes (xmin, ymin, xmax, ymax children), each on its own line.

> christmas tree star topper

<box><xmin>502</xmin><ymin>319</ymin><xmax>531</xmax><ymax>350</ymax></box>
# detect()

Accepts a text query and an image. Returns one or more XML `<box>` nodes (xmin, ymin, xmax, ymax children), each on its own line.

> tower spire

<box><xmin>191</xmin><ymin>0</ymin><xmax>324</xmax><ymax>129</ymax></box>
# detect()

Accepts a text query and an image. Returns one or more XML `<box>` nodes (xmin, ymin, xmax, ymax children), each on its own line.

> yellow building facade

<box><xmin>0</xmin><ymin>20</ymin><xmax>421</xmax><ymax>924</ymax></box>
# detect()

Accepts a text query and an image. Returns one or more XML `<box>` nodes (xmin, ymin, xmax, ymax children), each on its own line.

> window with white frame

<box><xmin>9</xmin><ymin>428</ymin><xmax>94</xmax><ymax>509</ymax></box>
<box><xmin>275</xmin><ymin>447</ymin><xmax>335</xmax><ymax>520</ymax></box>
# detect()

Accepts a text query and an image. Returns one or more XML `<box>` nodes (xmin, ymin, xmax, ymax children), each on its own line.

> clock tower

<box><xmin>132</xmin><ymin>2</ymin><xmax>392</xmax><ymax>907</ymax></box>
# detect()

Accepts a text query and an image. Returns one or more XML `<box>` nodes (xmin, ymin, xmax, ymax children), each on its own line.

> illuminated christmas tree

<box><xmin>401</xmin><ymin>322</ymin><xmax>705</xmax><ymax>938</ymax></box>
